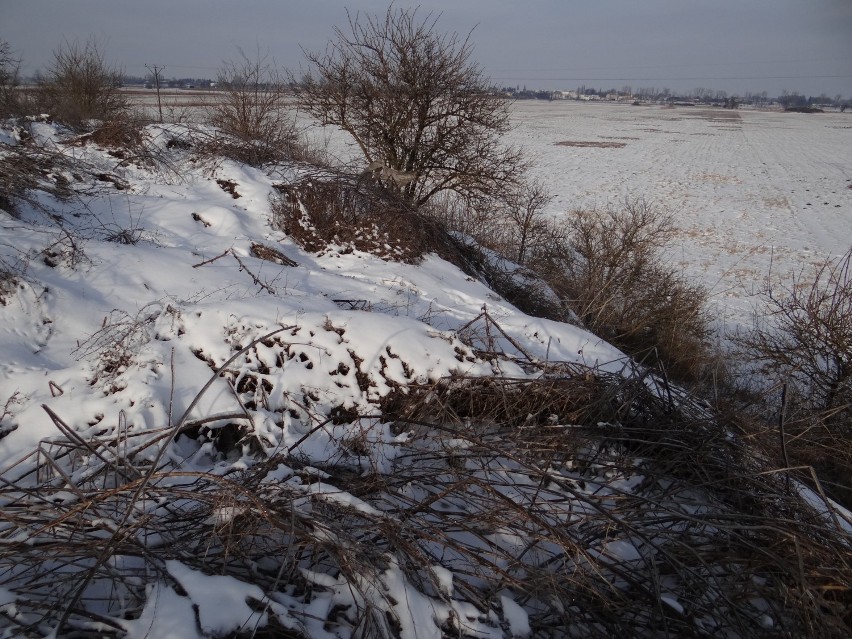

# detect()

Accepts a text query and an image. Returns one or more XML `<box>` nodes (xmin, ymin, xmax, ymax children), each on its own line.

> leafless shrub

<box><xmin>96</xmin><ymin>211</ymin><xmax>152</xmax><ymax>246</ymax></box>
<box><xmin>203</xmin><ymin>48</ymin><xmax>298</xmax><ymax>166</ymax></box>
<box><xmin>426</xmin><ymin>194</ymin><xmax>712</xmax><ymax>379</ymax></box>
<box><xmin>38</xmin><ymin>226</ymin><xmax>89</xmax><ymax>269</ymax></box>
<box><xmin>0</xmin><ymin>392</ymin><xmax>22</xmax><ymax>440</ymax></box>
<box><xmin>531</xmin><ymin>198</ymin><xmax>712</xmax><ymax>381</ymax></box>
<box><xmin>35</xmin><ymin>38</ymin><xmax>128</xmax><ymax>130</ymax></box>
<box><xmin>422</xmin><ymin>191</ymin><xmax>497</xmax><ymax>239</ymax></box>
<box><xmin>73</xmin><ymin>303</ymin><xmax>175</xmax><ymax>392</ymax></box>
<box><xmin>500</xmin><ymin>178</ymin><xmax>554</xmax><ymax>264</ymax></box>
<box><xmin>295</xmin><ymin>6</ymin><xmax>526</xmax><ymax>206</ymax></box>
<box><xmin>441</xmin><ymin>180</ymin><xmax>555</xmax><ymax>263</ymax></box>
<box><xmin>447</xmin><ymin>234</ymin><xmax>567</xmax><ymax>321</ymax></box>
<box><xmin>414</xmin><ymin>186</ymin><xmax>570</xmax><ymax>320</ymax></box>
<box><xmin>740</xmin><ymin>248</ymin><xmax>852</xmax><ymax>504</ymax></box>
<box><xmin>70</xmin><ymin>117</ymin><xmax>146</xmax><ymax>152</ymax></box>
<box><xmin>745</xmin><ymin>249</ymin><xmax>852</xmax><ymax>422</ymax></box>
<box><xmin>0</xmin><ymin>126</ymin><xmax>77</xmax><ymax>217</ymax></box>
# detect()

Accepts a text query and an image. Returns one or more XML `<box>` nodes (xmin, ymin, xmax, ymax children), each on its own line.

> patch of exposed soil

<box><xmin>690</xmin><ymin>110</ymin><xmax>742</xmax><ymax>121</ymax></box>
<box><xmin>554</xmin><ymin>140</ymin><xmax>626</xmax><ymax>148</ymax></box>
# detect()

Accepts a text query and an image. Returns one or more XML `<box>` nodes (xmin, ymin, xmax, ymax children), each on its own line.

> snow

<box><xmin>123</xmin><ymin>583</ymin><xmax>202</xmax><ymax>639</ymax></box>
<box><xmin>0</xmin><ymin>586</ymin><xmax>15</xmax><ymax>608</ymax></box>
<box><xmin>0</xmin><ymin>117</ymin><xmax>627</xmax><ymax>636</ymax></box>
<box><xmin>165</xmin><ymin>561</ymin><xmax>268</xmax><ymax>635</ymax></box>
<box><xmin>0</xmin><ymin>136</ymin><xmax>630</xmax><ymax>467</ymax></box>
<box><xmin>500</xmin><ymin>594</ymin><xmax>531</xmax><ymax>638</ymax></box>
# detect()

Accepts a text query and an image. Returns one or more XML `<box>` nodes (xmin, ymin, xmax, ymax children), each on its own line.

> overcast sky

<box><xmin>3</xmin><ymin>0</ymin><xmax>851</xmax><ymax>97</ymax></box>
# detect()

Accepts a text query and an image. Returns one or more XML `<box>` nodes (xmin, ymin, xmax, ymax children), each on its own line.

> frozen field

<box><xmin>504</xmin><ymin>101</ymin><xmax>852</xmax><ymax>332</ymax></box>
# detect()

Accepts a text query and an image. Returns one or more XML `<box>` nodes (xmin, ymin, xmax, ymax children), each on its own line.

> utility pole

<box><xmin>145</xmin><ymin>64</ymin><xmax>165</xmax><ymax>123</ymax></box>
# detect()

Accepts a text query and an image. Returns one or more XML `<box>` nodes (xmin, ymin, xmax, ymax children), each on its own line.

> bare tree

<box><xmin>37</xmin><ymin>38</ymin><xmax>127</xmax><ymax>129</ymax></box>
<box><xmin>294</xmin><ymin>6</ymin><xmax>525</xmax><ymax>207</ymax></box>
<box><xmin>207</xmin><ymin>47</ymin><xmax>297</xmax><ymax>166</ymax></box>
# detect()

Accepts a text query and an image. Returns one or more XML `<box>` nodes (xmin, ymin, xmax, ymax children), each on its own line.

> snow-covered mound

<box><xmin>0</xmin><ymin>122</ymin><xmax>625</xmax><ymax>467</ymax></box>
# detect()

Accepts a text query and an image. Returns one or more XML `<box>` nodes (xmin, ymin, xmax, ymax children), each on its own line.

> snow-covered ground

<box><xmin>504</xmin><ymin>101</ymin><xmax>852</xmax><ymax>332</ymax></box>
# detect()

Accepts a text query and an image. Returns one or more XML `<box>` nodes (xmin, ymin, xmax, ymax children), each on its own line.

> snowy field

<box><xmin>503</xmin><ymin>101</ymin><xmax>852</xmax><ymax>333</ymax></box>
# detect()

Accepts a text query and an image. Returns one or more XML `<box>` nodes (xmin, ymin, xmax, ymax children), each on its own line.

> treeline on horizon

<box><xmin>12</xmin><ymin>69</ymin><xmax>849</xmax><ymax>109</ymax></box>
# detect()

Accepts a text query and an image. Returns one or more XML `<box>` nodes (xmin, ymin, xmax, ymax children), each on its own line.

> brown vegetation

<box><xmin>270</xmin><ymin>174</ymin><xmax>458</xmax><ymax>264</ymax></box>
<box><xmin>0</xmin><ymin>119</ymin><xmax>77</xmax><ymax>216</ymax></box>
<box><xmin>538</xmin><ymin>200</ymin><xmax>710</xmax><ymax>381</ymax></box>
<box><xmin>1</xmin><ymin>345</ymin><xmax>849</xmax><ymax>637</ymax></box>
<box><xmin>435</xmin><ymin>195</ymin><xmax>713</xmax><ymax>383</ymax></box>
<box><xmin>740</xmin><ymin>248</ymin><xmax>852</xmax><ymax>505</ymax></box>
<box><xmin>205</xmin><ymin>48</ymin><xmax>298</xmax><ymax>166</ymax></box>
<box><xmin>35</xmin><ymin>39</ymin><xmax>128</xmax><ymax>130</ymax></box>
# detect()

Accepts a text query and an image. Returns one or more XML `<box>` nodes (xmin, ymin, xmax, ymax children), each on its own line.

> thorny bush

<box><xmin>435</xmin><ymin>196</ymin><xmax>713</xmax><ymax>382</ymax></box>
<box><xmin>295</xmin><ymin>6</ymin><xmax>526</xmax><ymax>207</ymax></box>
<box><xmin>205</xmin><ymin>48</ymin><xmax>299</xmax><ymax>167</ymax></box>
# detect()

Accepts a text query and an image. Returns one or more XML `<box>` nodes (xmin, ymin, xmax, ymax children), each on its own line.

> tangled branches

<box><xmin>1</xmin><ymin>358</ymin><xmax>850</xmax><ymax>637</ymax></box>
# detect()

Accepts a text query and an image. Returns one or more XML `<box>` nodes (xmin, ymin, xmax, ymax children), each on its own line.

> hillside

<box><xmin>1</xmin><ymin>119</ymin><xmax>850</xmax><ymax>638</ymax></box>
